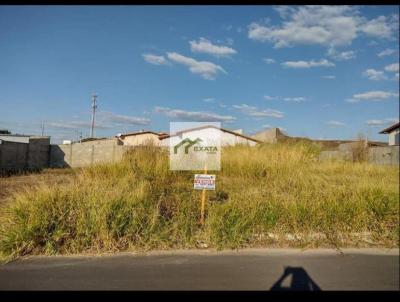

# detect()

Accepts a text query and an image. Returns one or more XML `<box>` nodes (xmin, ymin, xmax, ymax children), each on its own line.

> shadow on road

<box><xmin>270</xmin><ymin>266</ymin><xmax>322</xmax><ymax>291</ymax></box>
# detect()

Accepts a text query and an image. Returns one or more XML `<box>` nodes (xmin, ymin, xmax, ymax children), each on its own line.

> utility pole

<box><xmin>41</xmin><ymin>122</ymin><xmax>44</xmax><ymax>136</ymax></box>
<box><xmin>90</xmin><ymin>93</ymin><xmax>97</xmax><ymax>138</ymax></box>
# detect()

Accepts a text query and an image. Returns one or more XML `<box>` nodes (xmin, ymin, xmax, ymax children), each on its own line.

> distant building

<box><xmin>116</xmin><ymin>131</ymin><xmax>168</xmax><ymax>146</ymax></box>
<box><xmin>116</xmin><ymin>126</ymin><xmax>260</xmax><ymax>147</ymax></box>
<box><xmin>251</xmin><ymin>127</ymin><xmax>288</xmax><ymax>143</ymax></box>
<box><xmin>160</xmin><ymin>125</ymin><xmax>260</xmax><ymax>147</ymax></box>
<box><xmin>379</xmin><ymin>122</ymin><xmax>400</xmax><ymax>146</ymax></box>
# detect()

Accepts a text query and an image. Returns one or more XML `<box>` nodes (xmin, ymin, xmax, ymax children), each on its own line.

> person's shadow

<box><xmin>270</xmin><ymin>266</ymin><xmax>321</xmax><ymax>291</ymax></box>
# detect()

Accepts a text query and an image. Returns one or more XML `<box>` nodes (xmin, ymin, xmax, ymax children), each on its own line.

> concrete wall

<box><xmin>368</xmin><ymin>146</ymin><xmax>399</xmax><ymax>165</ymax></box>
<box><xmin>0</xmin><ymin>137</ymin><xmax>50</xmax><ymax>171</ymax></box>
<box><xmin>318</xmin><ymin>150</ymin><xmax>353</xmax><ymax>162</ymax></box>
<box><xmin>319</xmin><ymin>145</ymin><xmax>399</xmax><ymax>165</ymax></box>
<box><xmin>0</xmin><ymin>140</ymin><xmax>28</xmax><ymax>169</ymax></box>
<box><xmin>50</xmin><ymin>143</ymin><xmax>131</xmax><ymax>168</ymax></box>
<box><xmin>27</xmin><ymin>137</ymin><xmax>50</xmax><ymax>169</ymax></box>
<box><xmin>73</xmin><ymin>138</ymin><xmax>122</xmax><ymax>147</ymax></box>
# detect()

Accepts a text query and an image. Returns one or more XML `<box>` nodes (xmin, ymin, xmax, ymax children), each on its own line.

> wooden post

<box><xmin>200</xmin><ymin>164</ymin><xmax>207</xmax><ymax>226</ymax></box>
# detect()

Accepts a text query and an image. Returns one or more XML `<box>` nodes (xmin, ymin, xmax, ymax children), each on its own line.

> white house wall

<box><xmin>389</xmin><ymin>129</ymin><xmax>399</xmax><ymax>146</ymax></box>
<box><xmin>160</xmin><ymin>127</ymin><xmax>257</xmax><ymax>147</ymax></box>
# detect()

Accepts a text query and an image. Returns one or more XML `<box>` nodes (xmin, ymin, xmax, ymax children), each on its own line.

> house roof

<box><xmin>379</xmin><ymin>122</ymin><xmax>400</xmax><ymax>134</ymax></box>
<box><xmin>160</xmin><ymin>125</ymin><xmax>262</xmax><ymax>143</ymax></box>
<box><xmin>117</xmin><ymin>131</ymin><xmax>163</xmax><ymax>139</ymax></box>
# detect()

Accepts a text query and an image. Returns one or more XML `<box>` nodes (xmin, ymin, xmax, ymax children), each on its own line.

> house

<box><xmin>116</xmin><ymin>131</ymin><xmax>168</xmax><ymax>146</ymax></box>
<box><xmin>379</xmin><ymin>122</ymin><xmax>400</xmax><ymax>146</ymax></box>
<box><xmin>160</xmin><ymin>125</ymin><xmax>261</xmax><ymax>147</ymax></box>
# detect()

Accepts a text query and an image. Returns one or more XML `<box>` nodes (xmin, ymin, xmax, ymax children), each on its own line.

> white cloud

<box><xmin>263</xmin><ymin>58</ymin><xmax>276</xmax><ymax>64</ymax></box>
<box><xmin>45</xmin><ymin>113</ymin><xmax>151</xmax><ymax>131</ymax></box>
<box><xmin>347</xmin><ymin>90</ymin><xmax>399</xmax><ymax>102</ymax></box>
<box><xmin>360</xmin><ymin>15</ymin><xmax>398</xmax><ymax>39</ymax></box>
<box><xmin>362</xmin><ymin>69</ymin><xmax>387</xmax><ymax>81</ymax></box>
<box><xmin>282</xmin><ymin>59</ymin><xmax>335</xmax><ymax>68</ymax></box>
<box><xmin>189</xmin><ymin>37</ymin><xmax>237</xmax><ymax>57</ymax></box>
<box><xmin>366</xmin><ymin>118</ymin><xmax>399</xmax><ymax>126</ymax></box>
<box><xmin>99</xmin><ymin>111</ymin><xmax>151</xmax><ymax>126</ymax></box>
<box><xmin>46</xmin><ymin>121</ymin><xmax>90</xmax><ymax>130</ymax></box>
<box><xmin>328</xmin><ymin>49</ymin><xmax>356</xmax><ymax>61</ymax></box>
<box><xmin>203</xmin><ymin>98</ymin><xmax>215</xmax><ymax>103</ymax></box>
<box><xmin>377</xmin><ymin>48</ymin><xmax>396</xmax><ymax>57</ymax></box>
<box><xmin>326</xmin><ymin>120</ymin><xmax>346</xmax><ymax>127</ymax></box>
<box><xmin>166</xmin><ymin>52</ymin><xmax>226</xmax><ymax>80</ymax></box>
<box><xmin>248</xmin><ymin>6</ymin><xmax>360</xmax><ymax>48</ymax></box>
<box><xmin>233</xmin><ymin>104</ymin><xmax>284</xmax><ymax>118</ymax></box>
<box><xmin>154</xmin><ymin>106</ymin><xmax>235</xmax><ymax>122</ymax></box>
<box><xmin>366</xmin><ymin>119</ymin><xmax>386</xmax><ymax>126</ymax></box>
<box><xmin>322</xmin><ymin>75</ymin><xmax>336</xmax><ymax>79</ymax></box>
<box><xmin>283</xmin><ymin>97</ymin><xmax>307</xmax><ymax>102</ymax></box>
<box><xmin>384</xmin><ymin>63</ymin><xmax>399</xmax><ymax>73</ymax></box>
<box><xmin>248</xmin><ymin>6</ymin><xmax>398</xmax><ymax>48</ymax></box>
<box><xmin>264</xmin><ymin>95</ymin><xmax>307</xmax><ymax>102</ymax></box>
<box><xmin>264</xmin><ymin>95</ymin><xmax>278</xmax><ymax>100</ymax></box>
<box><xmin>142</xmin><ymin>54</ymin><xmax>169</xmax><ymax>65</ymax></box>
<box><xmin>273</xmin><ymin>6</ymin><xmax>296</xmax><ymax>19</ymax></box>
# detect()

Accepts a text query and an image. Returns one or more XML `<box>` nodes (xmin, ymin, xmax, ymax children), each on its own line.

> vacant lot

<box><xmin>0</xmin><ymin>142</ymin><xmax>398</xmax><ymax>260</ymax></box>
<box><xmin>0</xmin><ymin>169</ymin><xmax>75</xmax><ymax>206</ymax></box>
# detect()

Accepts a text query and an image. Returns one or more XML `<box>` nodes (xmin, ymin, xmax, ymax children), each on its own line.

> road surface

<box><xmin>0</xmin><ymin>248</ymin><xmax>398</xmax><ymax>290</ymax></box>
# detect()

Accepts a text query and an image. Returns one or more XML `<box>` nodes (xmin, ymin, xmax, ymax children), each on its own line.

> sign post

<box><xmin>169</xmin><ymin>122</ymin><xmax>220</xmax><ymax>227</ymax></box>
<box><xmin>200</xmin><ymin>165</ymin><xmax>207</xmax><ymax>226</ymax></box>
<box><xmin>194</xmin><ymin>165</ymin><xmax>216</xmax><ymax>226</ymax></box>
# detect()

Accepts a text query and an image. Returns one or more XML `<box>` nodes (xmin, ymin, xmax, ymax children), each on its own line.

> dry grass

<box><xmin>0</xmin><ymin>142</ymin><xmax>398</xmax><ymax>260</ymax></box>
<box><xmin>0</xmin><ymin>168</ymin><xmax>75</xmax><ymax>206</ymax></box>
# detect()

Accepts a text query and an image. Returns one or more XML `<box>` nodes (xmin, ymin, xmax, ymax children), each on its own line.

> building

<box><xmin>379</xmin><ymin>122</ymin><xmax>400</xmax><ymax>146</ymax></box>
<box><xmin>251</xmin><ymin>127</ymin><xmax>288</xmax><ymax>143</ymax></box>
<box><xmin>160</xmin><ymin>125</ymin><xmax>260</xmax><ymax>147</ymax></box>
<box><xmin>116</xmin><ymin>131</ymin><xmax>168</xmax><ymax>146</ymax></box>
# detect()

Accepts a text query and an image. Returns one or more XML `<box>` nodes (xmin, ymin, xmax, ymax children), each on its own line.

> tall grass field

<box><xmin>0</xmin><ymin>142</ymin><xmax>398</xmax><ymax>259</ymax></box>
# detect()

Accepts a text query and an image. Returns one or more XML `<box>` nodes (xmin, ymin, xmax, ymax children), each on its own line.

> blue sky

<box><xmin>0</xmin><ymin>5</ymin><xmax>399</xmax><ymax>143</ymax></box>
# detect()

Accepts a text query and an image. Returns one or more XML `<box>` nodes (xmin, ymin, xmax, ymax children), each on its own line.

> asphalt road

<box><xmin>0</xmin><ymin>249</ymin><xmax>398</xmax><ymax>290</ymax></box>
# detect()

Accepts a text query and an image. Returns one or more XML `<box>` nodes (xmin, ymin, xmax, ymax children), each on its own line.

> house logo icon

<box><xmin>174</xmin><ymin>138</ymin><xmax>203</xmax><ymax>154</ymax></box>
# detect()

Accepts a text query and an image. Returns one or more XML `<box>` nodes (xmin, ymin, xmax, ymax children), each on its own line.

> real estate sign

<box><xmin>194</xmin><ymin>174</ymin><xmax>216</xmax><ymax>190</ymax></box>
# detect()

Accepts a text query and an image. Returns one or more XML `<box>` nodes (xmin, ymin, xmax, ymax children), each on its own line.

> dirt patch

<box><xmin>0</xmin><ymin>168</ymin><xmax>75</xmax><ymax>206</ymax></box>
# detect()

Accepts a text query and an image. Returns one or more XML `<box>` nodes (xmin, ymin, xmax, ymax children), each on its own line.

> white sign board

<box><xmin>194</xmin><ymin>174</ymin><xmax>216</xmax><ymax>190</ymax></box>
